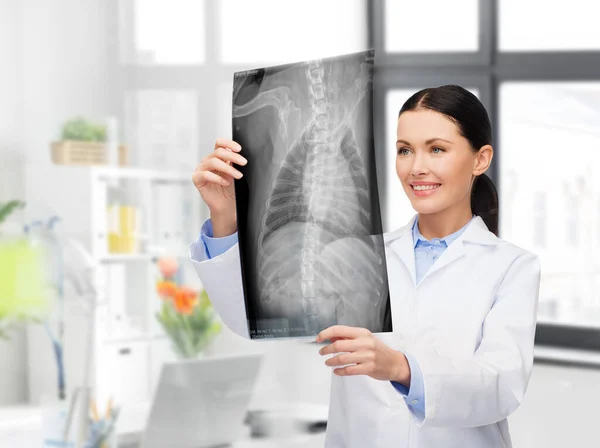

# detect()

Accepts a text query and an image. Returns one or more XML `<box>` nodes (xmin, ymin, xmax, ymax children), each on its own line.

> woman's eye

<box><xmin>432</xmin><ymin>147</ymin><xmax>445</xmax><ymax>154</ymax></box>
<box><xmin>397</xmin><ymin>148</ymin><xmax>410</xmax><ymax>155</ymax></box>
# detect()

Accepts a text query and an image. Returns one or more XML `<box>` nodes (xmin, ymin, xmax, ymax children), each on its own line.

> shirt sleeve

<box><xmin>390</xmin><ymin>351</ymin><xmax>425</xmax><ymax>419</ymax></box>
<box><xmin>190</xmin><ymin>218</ymin><xmax>238</xmax><ymax>261</ymax></box>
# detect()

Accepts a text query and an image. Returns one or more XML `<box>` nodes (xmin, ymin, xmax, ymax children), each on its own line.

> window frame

<box><xmin>372</xmin><ymin>0</ymin><xmax>493</xmax><ymax>67</ymax></box>
<box><xmin>370</xmin><ymin>0</ymin><xmax>600</xmax><ymax>360</ymax></box>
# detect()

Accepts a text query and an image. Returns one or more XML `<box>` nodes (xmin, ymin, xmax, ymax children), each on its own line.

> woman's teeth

<box><xmin>413</xmin><ymin>184</ymin><xmax>441</xmax><ymax>191</ymax></box>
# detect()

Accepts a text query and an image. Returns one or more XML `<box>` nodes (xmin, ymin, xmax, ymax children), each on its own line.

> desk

<box><xmin>0</xmin><ymin>403</ymin><xmax>327</xmax><ymax>447</ymax></box>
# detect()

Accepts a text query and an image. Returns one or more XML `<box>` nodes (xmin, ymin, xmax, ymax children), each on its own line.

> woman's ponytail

<box><xmin>470</xmin><ymin>173</ymin><xmax>499</xmax><ymax>236</ymax></box>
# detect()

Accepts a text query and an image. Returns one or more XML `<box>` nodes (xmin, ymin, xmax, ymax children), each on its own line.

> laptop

<box><xmin>142</xmin><ymin>353</ymin><xmax>263</xmax><ymax>448</ymax></box>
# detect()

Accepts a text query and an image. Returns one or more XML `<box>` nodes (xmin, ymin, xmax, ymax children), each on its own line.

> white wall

<box><xmin>0</xmin><ymin>1</ymin><xmax>24</xmax><ymax>199</ymax></box>
<box><xmin>0</xmin><ymin>0</ymin><xmax>111</xmax><ymax>191</ymax></box>
<box><xmin>0</xmin><ymin>0</ymin><xmax>111</xmax><ymax>405</ymax></box>
<box><xmin>0</xmin><ymin>0</ymin><xmax>27</xmax><ymax>406</ymax></box>
<box><xmin>21</xmin><ymin>0</ymin><xmax>111</xmax><ymax>165</ymax></box>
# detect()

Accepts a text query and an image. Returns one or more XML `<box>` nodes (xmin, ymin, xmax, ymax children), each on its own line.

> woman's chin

<box><xmin>411</xmin><ymin>201</ymin><xmax>444</xmax><ymax>215</ymax></box>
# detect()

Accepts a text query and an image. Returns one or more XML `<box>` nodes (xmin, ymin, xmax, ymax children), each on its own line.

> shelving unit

<box><xmin>24</xmin><ymin>163</ymin><xmax>206</xmax><ymax>409</ymax></box>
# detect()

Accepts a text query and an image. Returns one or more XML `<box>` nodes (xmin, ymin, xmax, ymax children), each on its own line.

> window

<box><xmin>125</xmin><ymin>90</ymin><xmax>199</xmax><ymax>171</ymax></box>
<box><xmin>500</xmin><ymin>82</ymin><xmax>600</xmax><ymax>329</ymax></box>
<box><xmin>533</xmin><ymin>191</ymin><xmax>547</xmax><ymax>248</ymax></box>
<box><xmin>374</xmin><ymin>0</ymin><xmax>600</xmax><ymax>351</ymax></box>
<box><xmin>384</xmin><ymin>0</ymin><xmax>479</xmax><ymax>53</ymax></box>
<box><xmin>499</xmin><ymin>82</ymin><xmax>600</xmax><ymax>253</ymax></box>
<box><xmin>564</xmin><ymin>179</ymin><xmax>582</xmax><ymax>248</ymax></box>
<box><xmin>127</xmin><ymin>0</ymin><xmax>206</xmax><ymax>64</ymax></box>
<box><xmin>597</xmin><ymin>199</ymin><xmax>600</xmax><ymax>250</ymax></box>
<box><xmin>219</xmin><ymin>0</ymin><xmax>368</xmax><ymax>65</ymax></box>
<box><xmin>217</xmin><ymin>83</ymin><xmax>234</xmax><ymax>140</ymax></box>
<box><xmin>499</xmin><ymin>0</ymin><xmax>600</xmax><ymax>52</ymax></box>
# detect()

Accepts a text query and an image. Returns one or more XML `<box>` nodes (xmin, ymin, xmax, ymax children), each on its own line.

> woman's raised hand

<box><xmin>192</xmin><ymin>138</ymin><xmax>247</xmax><ymax>237</ymax></box>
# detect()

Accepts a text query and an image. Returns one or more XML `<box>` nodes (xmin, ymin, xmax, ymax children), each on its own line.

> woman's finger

<box><xmin>207</xmin><ymin>157</ymin><xmax>243</xmax><ymax>180</ymax></box>
<box><xmin>333</xmin><ymin>363</ymin><xmax>371</xmax><ymax>376</ymax></box>
<box><xmin>325</xmin><ymin>350</ymin><xmax>374</xmax><ymax>367</ymax></box>
<box><xmin>319</xmin><ymin>338</ymin><xmax>371</xmax><ymax>356</ymax></box>
<box><xmin>193</xmin><ymin>169</ymin><xmax>230</xmax><ymax>187</ymax></box>
<box><xmin>316</xmin><ymin>325</ymin><xmax>370</xmax><ymax>343</ymax></box>
<box><xmin>214</xmin><ymin>138</ymin><xmax>242</xmax><ymax>152</ymax></box>
<box><xmin>214</xmin><ymin>147</ymin><xmax>247</xmax><ymax>166</ymax></box>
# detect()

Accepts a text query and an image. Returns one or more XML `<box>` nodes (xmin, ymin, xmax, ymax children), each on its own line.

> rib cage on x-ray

<box><xmin>232</xmin><ymin>50</ymin><xmax>392</xmax><ymax>339</ymax></box>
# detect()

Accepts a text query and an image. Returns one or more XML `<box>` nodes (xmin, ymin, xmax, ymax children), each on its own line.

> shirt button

<box><xmin>412</xmin><ymin>400</ymin><xmax>418</xmax><ymax>405</ymax></box>
<box><xmin>433</xmin><ymin>240</ymin><xmax>440</xmax><ymax>245</ymax></box>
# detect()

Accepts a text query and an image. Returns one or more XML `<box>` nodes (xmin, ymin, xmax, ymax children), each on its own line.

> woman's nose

<box><xmin>410</xmin><ymin>152</ymin><xmax>429</xmax><ymax>176</ymax></box>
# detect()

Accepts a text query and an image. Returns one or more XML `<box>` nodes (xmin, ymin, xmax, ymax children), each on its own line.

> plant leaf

<box><xmin>0</xmin><ymin>201</ymin><xmax>25</xmax><ymax>225</ymax></box>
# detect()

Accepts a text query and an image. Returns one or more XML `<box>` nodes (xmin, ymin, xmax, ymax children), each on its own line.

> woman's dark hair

<box><xmin>398</xmin><ymin>85</ymin><xmax>499</xmax><ymax>236</ymax></box>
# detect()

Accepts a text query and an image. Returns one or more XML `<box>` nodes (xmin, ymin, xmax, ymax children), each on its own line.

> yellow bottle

<box><xmin>107</xmin><ymin>205</ymin><xmax>139</xmax><ymax>253</ymax></box>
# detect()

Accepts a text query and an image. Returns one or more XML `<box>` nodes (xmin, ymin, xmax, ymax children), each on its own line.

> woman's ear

<box><xmin>473</xmin><ymin>145</ymin><xmax>493</xmax><ymax>176</ymax></box>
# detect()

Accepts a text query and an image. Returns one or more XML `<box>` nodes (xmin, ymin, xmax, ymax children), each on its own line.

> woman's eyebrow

<box><xmin>396</xmin><ymin>137</ymin><xmax>454</xmax><ymax>146</ymax></box>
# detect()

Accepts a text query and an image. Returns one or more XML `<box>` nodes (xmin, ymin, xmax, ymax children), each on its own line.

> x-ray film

<box><xmin>232</xmin><ymin>50</ymin><xmax>392</xmax><ymax>340</ymax></box>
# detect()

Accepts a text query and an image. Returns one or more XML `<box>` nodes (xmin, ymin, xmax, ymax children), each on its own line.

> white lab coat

<box><xmin>189</xmin><ymin>214</ymin><xmax>541</xmax><ymax>448</ymax></box>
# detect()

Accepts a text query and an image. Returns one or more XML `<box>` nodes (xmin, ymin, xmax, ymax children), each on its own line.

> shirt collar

<box><xmin>412</xmin><ymin>214</ymin><xmax>475</xmax><ymax>248</ymax></box>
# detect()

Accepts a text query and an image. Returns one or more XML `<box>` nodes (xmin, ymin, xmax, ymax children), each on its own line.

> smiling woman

<box><xmin>190</xmin><ymin>84</ymin><xmax>542</xmax><ymax>448</ymax></box>
<box><xmin>395</xmin><ymin>85</ymin><xmax>498</xmax><ymax>237</ymax></box>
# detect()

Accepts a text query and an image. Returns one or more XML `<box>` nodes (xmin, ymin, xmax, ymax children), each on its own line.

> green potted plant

<box><xmin>61</xmin><ymin>117</ymin><xmax>107</xmax><ymax>142</ymax></box>
<box><xmin>51</xmin><ymin>116</ymin><xmax>127</xmax><ymax>166</ymax></box>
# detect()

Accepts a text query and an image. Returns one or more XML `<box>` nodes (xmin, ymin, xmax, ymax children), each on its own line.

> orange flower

<box><xmin>157</xmin><ymin>257</ymin><xmax>178</xmax><ymax>279</ymax></box>
<box><xmin>173</xmin><ymin>287</ymin><xmax>198</xmax><ymax>315</ymax></box>
<box><xmin>157</xmin><ymin>281</ymin><xmax>177</xmax><ymax>299</ymax></box>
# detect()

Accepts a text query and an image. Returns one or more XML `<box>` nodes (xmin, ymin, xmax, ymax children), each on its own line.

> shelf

<box><xmin>98</xmin><ymin>253</ymin><xmax>159</xmax><ymax>263</ymax></box>
<box><xmin>101</xmin><ymin>334</ymin><xmax>167</xmax><ymax>344</ymax></box>
<box><xmin>98</xmin><ymin>250</ymin><xmax>192</xmax><ymax>263</ymax></box>
<box><xmin>24</xmin><ymin>161</ymin><xmax>203</xmax><ymax>407</ymax></box>
<box><xmin>26</xmin><ymin>163</ymin><xmax>191</xmax><ymax>183</ymax></box>
<box><xmin>91</xmin><ymin>166</ymin><xmax>191</xmax><ymax>183</ymax></box>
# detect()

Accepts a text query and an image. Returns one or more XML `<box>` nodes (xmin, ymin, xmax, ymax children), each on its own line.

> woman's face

<box><xmin>395</xmin><ymin>109</ymin><xmax>480</xmax><ymax>215</ymax></box>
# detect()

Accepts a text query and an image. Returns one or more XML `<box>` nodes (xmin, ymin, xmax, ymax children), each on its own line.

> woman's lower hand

<box><xmin>316</xmin><ymin>325</ymin><xmax>411</xmax><ymax>385</ymax></box>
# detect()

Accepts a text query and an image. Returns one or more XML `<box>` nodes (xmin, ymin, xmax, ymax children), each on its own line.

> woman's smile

<box><xmin>410</xmin><ymin>182</ymin><xmax>442</xmax><ymax>197</ymax></box>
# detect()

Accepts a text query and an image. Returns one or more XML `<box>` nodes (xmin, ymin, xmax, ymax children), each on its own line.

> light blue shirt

<box><xmin>196</xmin><ymin>218</ymin><xmax>239</xmax><ymax>259</ymax></box>
<box><xmin>193</xmin><ymin>215</ymin><xmax>474</xmax><ymax>421</ymax></box>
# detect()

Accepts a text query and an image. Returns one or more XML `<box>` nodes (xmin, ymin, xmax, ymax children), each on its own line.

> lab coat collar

<box><xmin>385</xmin><ymin>214</ymin><xmax>500</xmax><ymax>286</ymax></box>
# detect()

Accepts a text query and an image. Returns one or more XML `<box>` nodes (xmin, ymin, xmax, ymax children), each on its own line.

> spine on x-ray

<box><xmin>257</xmin><ymin>60</ymin><xmax>375</xmax><ymax>333</ymax></box>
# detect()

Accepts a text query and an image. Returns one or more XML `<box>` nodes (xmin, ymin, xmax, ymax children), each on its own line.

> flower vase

<box><xmin>154</xmin><ymin>257</ymin><xmax>221</xmax><ymax>362</ymax></box>
<box><xmin>174</xmin><ymin>349</ymin><xmax>205</xmax><ymax>362</ymax></box>
<box><xmin>169</xmin><ymin>338</ymin><xmax>207</xmax><ymax>362</ymax></box>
